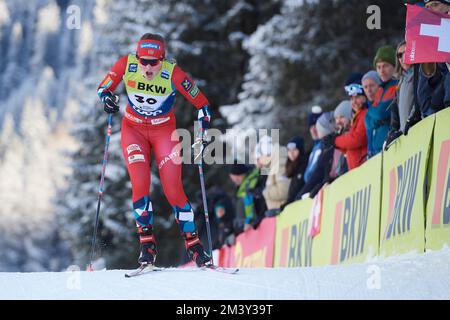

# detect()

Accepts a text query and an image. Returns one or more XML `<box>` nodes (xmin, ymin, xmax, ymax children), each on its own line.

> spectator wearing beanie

<box><xmin>327</xmin><ymin>76</ymin><xmax>368</xmax><ymax>171</ymax></box>
<box><xmin>254</xmin><ymin>136</ymin><xmax>290</xmax><ymax>217</ymax></box>
<box><xmin>283</xmin><ymin>136</ymin><xmax>308</xmax><ymax>208</ymax></box>
<box><xmin>334</xmin><ymin>100</ymin><xmax>352</xmax><ymax>134</ymax></box>
<box><xmin>329</xmin><ymin>100</ymin><xmax>352</xmax><ymax>179</ymax></box>
<box><xmin>362</xmin><ymin>71</ymin><xmax>382</xmax><ymax>105</ymax></box>
<box><xmin>296</xmin><ymin>112</ymin><xmax>335</xmax><ymax>200</ymax></box>
<box><xmin>365</xmin><ymin>45</ymin><xmax>398</xmax><ymax>157</ymax></box>
<box><xmin>229</xmin><ymin>161</ymin><xmax>260</xmax><ymax>234</ymax></box>
<box><xmin>304</xmin><ymin>105</ymin><xmax>323</xmax><ymax>184</ymax></box>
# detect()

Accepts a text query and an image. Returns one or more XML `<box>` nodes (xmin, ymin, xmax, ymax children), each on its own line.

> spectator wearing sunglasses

<box><xmin>364</xmin><ymin>45</ymin><xmax>398</xmax><ymax>157</ymax></box>
<box><xmin>324</xmin><ymin>76</ymin><xmax>368</xmax><ymax>171</ymax></box>
<box><xmin>96</xmin><ymin>33</ymin><xmax>213</xmax><ymax>268</ymax></box>
<box><xmin>384</xmin><ymin>41</ymin><xmax>415</xmax><ymax>149</ymax></box>
<box><xmin>336</xmin><ymin>79</ymin><xmax>368</xmax><ymax>170</ymax></box>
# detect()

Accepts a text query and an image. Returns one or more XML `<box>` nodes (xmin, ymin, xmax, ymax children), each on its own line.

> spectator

<box><xmin>334</xmin><ymin>100</ymin><xmax>353</xmax><ymax>134</ymax></box>
<box><xmin>327</xmin><ymin>80</ymin><xmax>368</xmax><ymax>170</ymax></box>
<box><xmin>228</xmin><ymin>162</ymin><xmax>260</xmax><ymax>234</ymax></box>
<box><xmin>385</xmin><ymin>41</ymin><xmax>415</xmax><ymax>148</ymax></box>
<box><xmin>193</xmin><ymin>186</ymin><xmax>235</xmax><ymax>249</ymax></box>
<box><xmin>329</xmin><ymin>100</ymin><xmax>351</xmax><ymax>179</ymax></box>
<box><xmin>296</xmin><ymin>112</ymin><xmax>335</xmax><ymax>199</ymax></box>
<box><xmin>304</xmin><ymin>106</ymin><xmax>323</xmax><ymax>184</ymax></box>
<box><xmin>365</xmin><ymin>45</ymin><xmax>398</xmax><ymax>157</ymax></box>
<box><xmin>283</xmin><ymin>136</ymin><xmax>307</xmax><ymax>208</ymax></box>
<box><xmin>362</xmin><ymin>70</ymin><xmax>382</xmax><ymax>104</ymax></box>
<box><xmin>251</xmin><ymin>141</ymin><xmax>269</xmax><ymax>221</ymax></box>
<box><xmin>255</xmin><ymin>135</ymin><xmax>291</xmax><ymax>217</ymax></box>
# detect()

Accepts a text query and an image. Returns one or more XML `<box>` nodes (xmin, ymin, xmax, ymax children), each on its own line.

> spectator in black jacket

<box><xmin>282</xmin><ymin>136</ymin><xmax>307</xmax><ymax>209</ymax></box>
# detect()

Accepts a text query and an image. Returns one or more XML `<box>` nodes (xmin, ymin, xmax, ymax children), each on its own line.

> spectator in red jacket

<box><xmin>325</xmin><ymin>77</ymin><xmax>368</xmax><ymax>171</ymax></box>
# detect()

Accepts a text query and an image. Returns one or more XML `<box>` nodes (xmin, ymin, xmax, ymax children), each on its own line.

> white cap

<box><xmin>311</xmin><ymin>105</ymin><xmax>323</xmax><ymax>114</ymax></box>
<box><xmin>255</xmin><ymin>135</ymin><xmax>273</xmax><ymax>159</ymax></box>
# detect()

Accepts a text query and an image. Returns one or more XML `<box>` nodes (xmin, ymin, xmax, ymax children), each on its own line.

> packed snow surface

<box><xmin>1</xmin><ymin>248</ymin><xmax>449</xmax><ymax>300</ymax></box>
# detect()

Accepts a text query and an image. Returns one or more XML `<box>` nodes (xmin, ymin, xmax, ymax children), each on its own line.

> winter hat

<box><xmin>229</xmin><ymin>161</ymin><xmax>250</xmax><ymax>175</ymax></box>
<box><xmin>307</xmin><ymin>105</ymin><xmax>323</xmax><ymax>127</ymax></box>
<box><xmin>334</xmin><ymin>100</ymin><xmax>352</xmax><ymax>121</ymax></box>
<box><xmin>254</xmin><ymin>135</ymin><xmax>273</xmax><ymax>159</ymax></box>
<box><xmin>344</xmin><ymin>72</ymin><xmax>365</xmax><ymax>97</ymax></box>
<box><xmin>287</xmin><ymin>136</ymin><xmax>305</xmax><ymax>154</ymax></box>
<box><xmin>362</xmin><ymin>70</ymin><xmax>382</xmax><ymax>86</ymax></box>
<box><xmin>344</xmin><ymin>72</ymin><xmax>364</xmax><ymax>87</ymax></box>
<box><xmin>373</xmin><ymin>45</ymin><xmax>396</xmax><ymax>68</ymax></box>
<box><xmin>315</xmin><ymin>112</ymin><xmax>336</xmax><ymax>139</ymax></box>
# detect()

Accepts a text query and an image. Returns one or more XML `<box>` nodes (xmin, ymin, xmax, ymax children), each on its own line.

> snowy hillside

<box><xmin>1</xmin><ymin>248</ymin><xmax>449</xmax><ymax>300</ymax></box>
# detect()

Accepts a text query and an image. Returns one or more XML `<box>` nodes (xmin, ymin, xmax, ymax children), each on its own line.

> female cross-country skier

<box><xmin>97</xmin><ymin>33</ymin><xmax>212</xmax><ymax>268</ymax></box>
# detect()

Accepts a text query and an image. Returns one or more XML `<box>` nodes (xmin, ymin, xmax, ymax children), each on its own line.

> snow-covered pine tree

<box><xmin>55</xmin><ymin>0</ymin><xmax>138</xmax><ymax>270</ymax></box>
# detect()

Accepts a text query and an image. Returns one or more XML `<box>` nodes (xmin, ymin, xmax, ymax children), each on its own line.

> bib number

<box><xmin>135</xmin><ymin>95</ymin><xmax>157</xmax><ymax>105</ymax></box>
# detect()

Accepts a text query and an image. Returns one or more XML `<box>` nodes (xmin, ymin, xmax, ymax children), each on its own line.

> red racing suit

<box><xmin>97</xmin><ymin>54</ymin><xmax>209</xmax><ymax>234</ymax></box>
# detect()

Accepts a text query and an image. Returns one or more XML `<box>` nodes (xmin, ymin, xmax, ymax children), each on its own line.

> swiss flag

<box><xmin>405</xmin><ymin>4</ymin><xmax>450</xmax><ymax>64</ymax></box>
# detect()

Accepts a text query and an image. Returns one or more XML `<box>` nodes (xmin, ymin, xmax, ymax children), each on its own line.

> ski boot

<box><xmin>182</xmin><ymin>232</ymin><xmax>212</xmax><ymax>267</ymax></box>
<box><xmin>137</xmin><ymin>226</ymin><xmax>158</xmax><ymax>266</ymax></box>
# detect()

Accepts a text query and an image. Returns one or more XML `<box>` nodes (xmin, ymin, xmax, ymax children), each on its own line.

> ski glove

<box><xmin>403</xmin><ymin>115</ymin><xmax>421</xmax><ymax>136</ymax></box>
<box><xmin>101</xmin><ymin>91</ymin><xmax>120</xmax><ymax>114</ymax></box>
<box><xmin>384</xmin><ymin>130</ymin><xmax>402</xmax><ymax>151</ymax></box>
<box><xmin>197</xmin><ymin>105</ymin><xmax>211</xmax><ymax>133</ymax></box>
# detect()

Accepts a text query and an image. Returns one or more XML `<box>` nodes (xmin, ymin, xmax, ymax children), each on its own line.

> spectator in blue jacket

<box><xmin>365</xmin><ymin>45</ymin><xmax>398</xmax><ymax>157</ymax></box>
<box><xmin>296</xmin><ymin>112</ymin><xmax>336</xmax><ymax>200</ymax></box>
<box><xmin>362</xmin><ymin>71</ymin><xmax>382</xmax><ymax>105</ymax></box>
<box><xmin>304</xmin><ymin>106</ymin><xmax>323</xmax><ymax>184</ymax></box>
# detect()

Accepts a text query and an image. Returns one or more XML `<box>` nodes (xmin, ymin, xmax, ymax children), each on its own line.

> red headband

<box><xmin>136</xmin><ymin>40</ymin><xmax>165</xmax><ymax>59</ymax></box>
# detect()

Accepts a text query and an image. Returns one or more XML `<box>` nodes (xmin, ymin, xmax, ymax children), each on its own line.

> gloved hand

<box><xmin>384</xmin><ymin>130</ymin><xmax>402</xmax><ymax>151</ymax></box>
<box><xmin>101</xmin><ymin>91</ymin><xmax>120</xmax><ymax>114</ymax></box>
<box><xmin>403</xmin><ymin>116</ymin><xmax>421</xmax><ymax>136</ymax></box>
<box><xmin>197</xmin><ymin>105</ymin><xmax>211</xmax><ymax>133</ymax></box>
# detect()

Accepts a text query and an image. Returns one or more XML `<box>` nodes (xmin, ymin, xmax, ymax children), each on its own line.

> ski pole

<box><xmin>192</xmin><ymin>134</ymin><xmax>214</xmax><ymax>265</ymax></box>
<box><xmin>87</xmin><ymin>113</ymin><xmax>113</xmax><ymax>271</ymax></box>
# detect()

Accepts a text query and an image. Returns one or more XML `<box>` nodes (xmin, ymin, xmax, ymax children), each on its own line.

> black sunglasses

<box><xmin>397</xmin><ymin>52</ymin><xmax>405</xmax><ymax>59</ymax></box>
<box><xmin>138</xmin><ymin>57</ymin><xmax>161</xmax><ymax>66</ymax></box>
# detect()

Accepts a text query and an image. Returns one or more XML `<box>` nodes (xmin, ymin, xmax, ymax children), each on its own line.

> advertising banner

<box><xmin>318</xmin><ymin>154</ymin><xmax>382</xmax><ymax>265</ymax></box>
<box><xmin>380</xmin><ymin>115</ymin><xmax>435</xmax><ymax>256</ymax></box>
<box><xmin>228</xmin><ymin>217</ymin><xmax>276</xmax><ymax>267</ymax></box>
<box><xmin>426</xmin><ymin>108</ymin><xmax>450</xmax><ymax>250</ymax></box>
<box><xmin>273</xmin><ymin>199</ymin><xmax>313</xmax><ymax>267</ymax></box>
